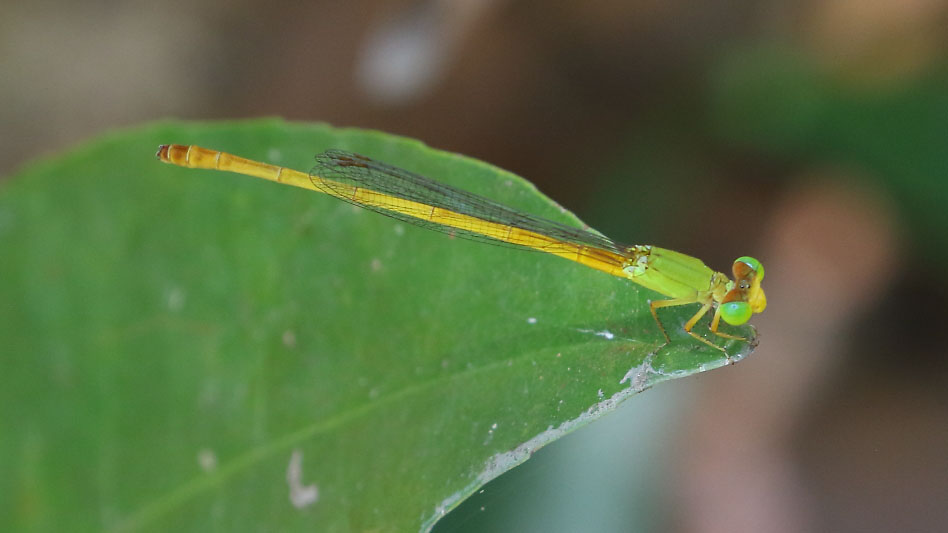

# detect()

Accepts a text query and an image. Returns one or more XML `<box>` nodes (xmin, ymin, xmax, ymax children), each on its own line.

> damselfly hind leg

<box><xmin>649</xmin><ymin>298</ymin><xmax>743</xmax><ymax>363</ymax></box>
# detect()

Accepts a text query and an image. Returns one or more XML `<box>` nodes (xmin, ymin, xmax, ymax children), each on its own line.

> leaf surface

<box><xmin>0</xmin><ymin>119</ymin><xmax>755</xmax><ymax>532</ymax></box>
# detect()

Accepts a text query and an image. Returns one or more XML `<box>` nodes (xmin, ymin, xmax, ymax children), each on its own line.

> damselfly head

<box><xmin>734</xmin><ymin>256</ymin><xmax>766</xmax><ymax>314</ymax></box>
<box><xmin>720</xmin><ymin>256</ymin><xmax>767</xmax><ymax>325</ymax></box>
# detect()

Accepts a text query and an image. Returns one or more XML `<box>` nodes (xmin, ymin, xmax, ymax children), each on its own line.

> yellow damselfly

<box><xmin>157</xmin><ymin>144</ymin><xmax>766</xmax><ymax>357</ymax></box>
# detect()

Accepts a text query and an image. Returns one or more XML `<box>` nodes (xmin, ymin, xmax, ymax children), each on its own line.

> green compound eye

<box><xmin>736</xmin><ymin>256</ymin><xmax>764</xmax><ymax>280</ymax></box>
<box><xmin>721</xmin><ymin>301</ymin><xmax>752</xmax><ymax>325</ymax></box>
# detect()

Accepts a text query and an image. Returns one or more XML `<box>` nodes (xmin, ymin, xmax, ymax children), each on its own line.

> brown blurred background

<box><xmin>3</xmin><ymin>1</ymin><xmax>947</xmax><ymax>531</ymax></box>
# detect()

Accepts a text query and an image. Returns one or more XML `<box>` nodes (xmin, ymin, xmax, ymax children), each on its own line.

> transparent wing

<box><xmin>310</xmin><ymin>150</ymin><xmax>627</xmax><ymax>257</ymax></box>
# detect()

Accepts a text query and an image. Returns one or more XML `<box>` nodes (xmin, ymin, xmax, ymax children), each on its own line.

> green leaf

<box><xmin>0</xmin><ymin>119</ymin><xmax>756</xmax><ymax>532</ymax></box>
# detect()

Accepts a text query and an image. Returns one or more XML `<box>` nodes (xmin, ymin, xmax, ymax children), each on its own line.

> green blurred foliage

<box><xmin>710</xmin><ymin>46</ymin><xmax>948</xmax><ymax>258</ymax></box>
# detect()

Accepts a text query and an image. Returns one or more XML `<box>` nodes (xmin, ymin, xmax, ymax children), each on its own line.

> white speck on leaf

<box><xmin>393</xmin><ymin>223</ymin><xmax>405</xmax><ymax>236</ymax></box>
<box><xmin>483</xmin><ymin>422</ymin><xmax>498</xmax><ymax>445</ymax></box>
<box><xmin>197</xmin><ymin>448</ymin><xmax>217</xmax><ymax>472</ymax></box>
<box><xmin>370</xmin><ymin>258</ymin><xmax>383</xmax><ymax>272</ymax></box>
<box><xmin>526</xmin><ymin>317</ymin><xmax>537</xmax><ymax>324</ymax></box>
<box><xmin>286</xmin><ymin>449</ymin><xmax>318</xmax><ymax>509</ymax></box>
<box><xmin>621</xmin><ymin>359</ymin><xmax>655</xmax><ymax>389</ymax></box>
<box><xmin>267</xmin><ymin>148</ymin><xmax>282</xmax><ymax>162</ymax></box>
<box><xmin>166</xmin><ymin>287</ymin><xmax>185</xmax><ymax>311</ymax></box>
<box><xmin>576</xmin><ymin>328</ymin><xmax>615</xmax><ymax>340</ymax></box>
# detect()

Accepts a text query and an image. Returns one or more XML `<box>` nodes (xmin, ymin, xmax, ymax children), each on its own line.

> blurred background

<box><xmin>3</xmin><ymin>0</ymin><xmax>947</xmax><ymax>531</ymax></box>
